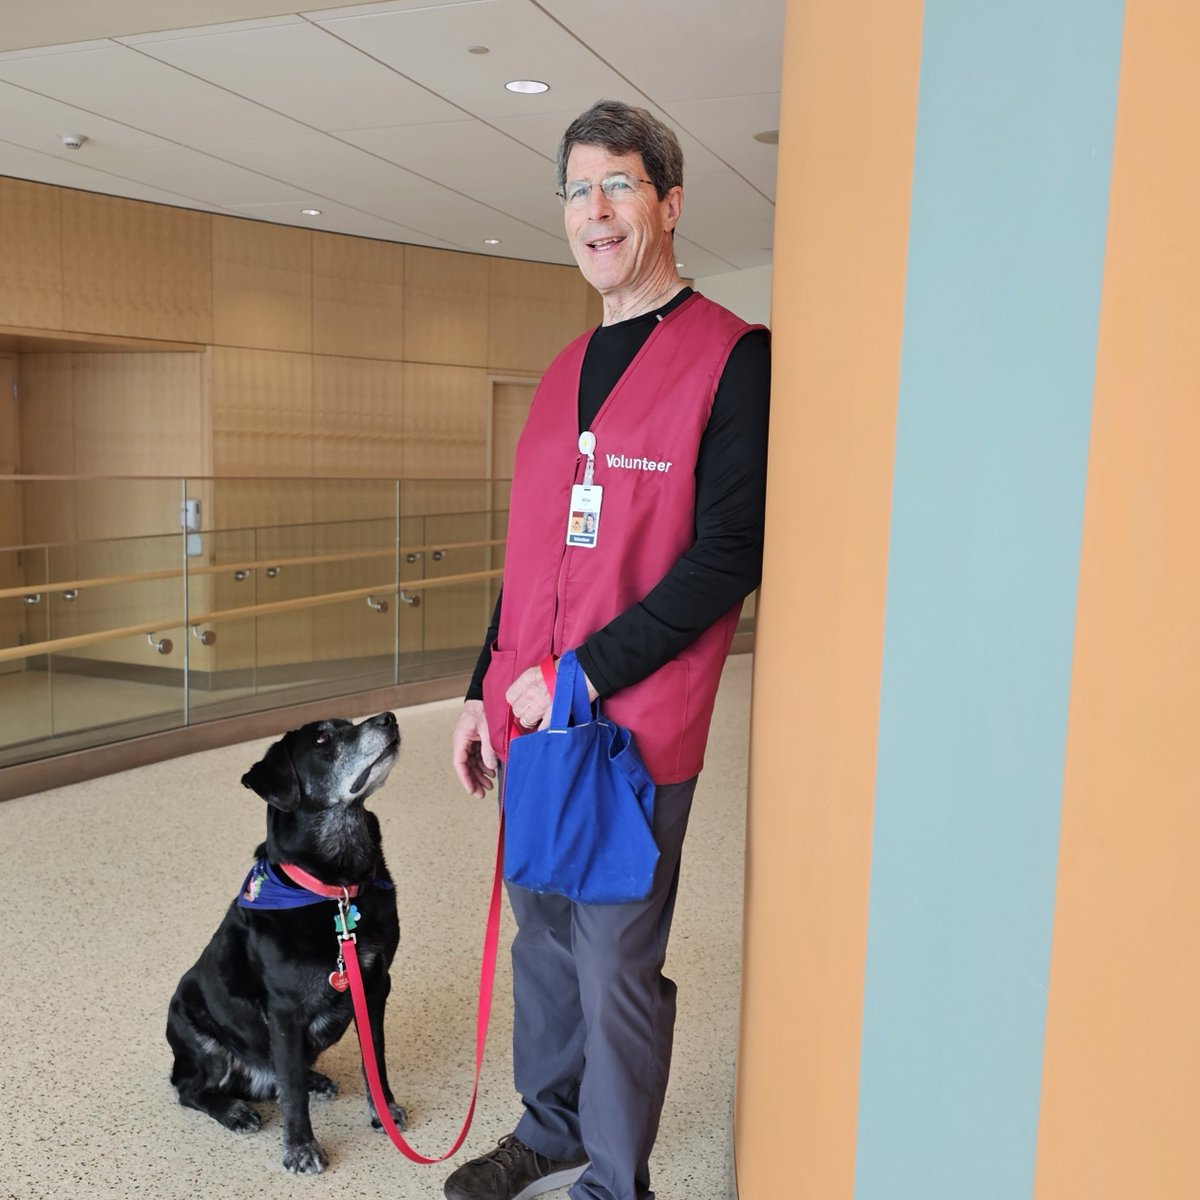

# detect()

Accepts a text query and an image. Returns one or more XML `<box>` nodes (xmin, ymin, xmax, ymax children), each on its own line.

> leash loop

<box><xmin>340</xmin><ymin>809</ymin><xmax>505</xmax><ymax>1165</ymax></box>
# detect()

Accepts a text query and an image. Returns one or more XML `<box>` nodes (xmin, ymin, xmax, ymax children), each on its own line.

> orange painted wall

<box><xmin>734</xmin><ymin>1</ymin><xmax>922</xmax><ymax>1195</ymax></box>
<box><xmin>1035</xmin><ymin>2</ymin><xmax>1200</xmax><ymax>1194</ymax></box>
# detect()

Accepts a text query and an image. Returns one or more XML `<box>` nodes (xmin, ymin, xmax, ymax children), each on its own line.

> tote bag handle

<box><xmin>546</xmin><ymin>649</ymin><xmax>592</xmax><ymax>730</ymax></box>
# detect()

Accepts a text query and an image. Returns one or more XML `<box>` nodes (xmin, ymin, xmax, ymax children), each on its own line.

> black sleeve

<box><xmin>574</xmin><ymin>327</ymin><xmax>771</xmax><ymax>697</ymax></box>
<box><xmin>465</xmin><ymin>589</ymin><xmax>502</xmax><ymax>702</ymax></box>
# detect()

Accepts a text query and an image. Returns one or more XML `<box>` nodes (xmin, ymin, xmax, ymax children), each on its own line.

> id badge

<box><xmin>566</xmin><ymin>483</ymin><xmax>603</xmax><ymax>548</ymax></box>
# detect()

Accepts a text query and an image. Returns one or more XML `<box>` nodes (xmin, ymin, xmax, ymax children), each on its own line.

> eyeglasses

<box><xmin>556</xmin><ymin>174</ymin><xmax>656</xmax><ymax>207</ymax></box>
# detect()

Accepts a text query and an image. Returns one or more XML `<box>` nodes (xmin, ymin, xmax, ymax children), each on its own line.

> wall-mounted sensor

<box><xmin>59</xmin><ymin>134</ymin><xmax>87</xmax><ymax>150</ymax></box>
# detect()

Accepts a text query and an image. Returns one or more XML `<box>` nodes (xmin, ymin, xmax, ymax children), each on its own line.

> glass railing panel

<box><xmin>0</xmin><ymin>544</ymin><xmax>52</xmax><ymax>767</ymax></box>
<box><xmin>0</xmin><ymin>477</ymin><xmax>189</xmax><ymax>766</ymax></box>
<box><xmin>422</xmin><ymin>509</ymin><xmax>500</xmax><ymax>671</ymax></box>
<box><xmin>312</xmin><ymin>514</ymin><xmax>397</xmax><ymax>679</ymax></box>
<box><xmin>185</xmin><ymin>523</ymin><xmax>258</xmax><ymax>720</ymax></box>
<box><xmin>1</xmin><ymin>475</ymin><xmax>512</xmax><ymax>772</ymax></box>
<box><xmin>397</xmin><ymin>513</ymin><xmax>427</xmax><ymax>672</ymax></box>
<box><xmin>45</xmin><ymin>530</ymin><xmax>186</xmax><ymax>744</ymax></box>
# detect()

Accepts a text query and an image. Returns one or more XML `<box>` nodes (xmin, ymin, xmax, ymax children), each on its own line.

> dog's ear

<box><xmin>241</xmin><ymin>738</ymin><xmax>302</xmax><ymax>810</ymax></box>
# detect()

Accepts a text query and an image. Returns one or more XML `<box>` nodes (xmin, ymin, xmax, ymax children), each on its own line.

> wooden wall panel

<box><xmin>404</xmin><ymin>247</ymin><xmax>489</xmax><ymax>367</ymax></box>
<box><xmin>212</xmin><ymin>218</ymin><xmax>312</xmax><ymax>353</ymax></box>
<box><xmin>313</xmin><ymin>234</ymin><xmax>405</xmax><ymax>360</ymax></box>
<box><xmin>71</xmin><ymin>353</ymin><xmax>207</xmax><ymax>479</ymax></box>
<box><xmin>584</xmin><ymin>284</ymin><xmax>604</xmax><ymax>331</ymax></box>
<box><xmin>210</xmin><ymin>347</ymin><xmax>313</xmax><ymax>478</ymax></box>
<box><xmin>70</xmin><ymin>478</ymin><xmax>182</xmax><ymax>545</ymax></box>
<box><xmin>491</xmin><ymin>379</ymin><xmax>536</xmax><ymax>480</ymax></box>
<box><xmin>401</xmin><ymin>363</ymin><xmax>489</xmax><ymax>479</ymax></box>
<box><xmin>60</xmin><ymin>192</ymin><xmax>211</xmax><ymax>343</ymax></box>
<box><xmin>307</xmin><ymin>479</ymin><xmax>396</xmax><ymax>526</ymax></box>
<box><xmin>0</xmin><ymin>179</ymin><xmax>64</xmax><ymax>330</ymax></box>
<box><xmin>487</xmin><ymin>257</ymin><xmax>590</xmax><ymax>372</ymax></box>
<box><xmin>17</xmin><ymin>354</ymin><xmax>75</xmax><ymax>481</ymax></box>
<box><xmin>311</xmin><ymin>356</ymin><xmax>405</xmax><ymax>478</ymax></box>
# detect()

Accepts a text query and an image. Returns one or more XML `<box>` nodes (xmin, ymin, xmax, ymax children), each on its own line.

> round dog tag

<box><xmin>328</xmin><ymin>970</ymin><xmax>349</xmax><ymax>992</ymax></box>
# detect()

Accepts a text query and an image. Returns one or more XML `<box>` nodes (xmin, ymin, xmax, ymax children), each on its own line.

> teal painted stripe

<box><xmin>855</xmin><ymin>3</ymin><xmax>1124</xmax><ymax>1198</ymax></box>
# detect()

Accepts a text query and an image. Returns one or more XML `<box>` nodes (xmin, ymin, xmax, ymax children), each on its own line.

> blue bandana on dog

<box><xmin>236</xmin><ymin>857</ymin><xmax>394</xmax><ymax>910</ymax></box>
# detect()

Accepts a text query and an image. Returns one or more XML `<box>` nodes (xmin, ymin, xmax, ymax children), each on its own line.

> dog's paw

<box><xmin>282</xmin><ymin>1139</ymin><xmax>329</xmax><ymax>1175</ymax></box>
<box><xmin>221</xmin><ymin>1101</ymin><xmax>262</xmax><ymax>1134</ymax></box>
<box><xmin>307</xmin><ymin>1071</ymin><xmax>338</xmax><ymax>1100</ymax></box>
<box><xmin>370</xmin><ymin>1100</ymin><xmax>408</xmax><ymax>1132</ymax></box>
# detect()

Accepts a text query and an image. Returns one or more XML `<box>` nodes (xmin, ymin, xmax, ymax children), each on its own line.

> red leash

<box><xmin>337</xmin><ymin>811</ymin><xmax>505</xmax><ymax>1164</ymax></box>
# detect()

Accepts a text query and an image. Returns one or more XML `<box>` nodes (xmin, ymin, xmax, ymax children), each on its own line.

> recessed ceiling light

<box><xmin>483</xmin><ymin>238</ymin><xmax>502</xmax><ymax>245</ymax></box>
<box><xmin>753</xmin><ymin>129</ymin><xmax>780</xmax><ymax>145</ymax></box>
<box><xmin>505</xmin><ymin>79</ymin><xmax>549</xmax><ymax>94</ymax></box>
<box><xmin>468</xmin><ymin>45</ymin><xmax>490</xmax><ymax>55</ymax></box>
<box><xmin>301</xmin><ymin>208</ymin><xmax>322</xmax><ymax>216</ymax></box>
<box><xmin>675</xmin><ymin>261</ymin><xmax>685</xmax><ymax>270</ymax></box>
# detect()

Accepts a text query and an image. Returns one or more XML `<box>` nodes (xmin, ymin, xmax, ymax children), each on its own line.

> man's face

<box><xmin>562</xmin><ymin>144</ymin><xmax>681</xmax><ymax>299</ymax></box>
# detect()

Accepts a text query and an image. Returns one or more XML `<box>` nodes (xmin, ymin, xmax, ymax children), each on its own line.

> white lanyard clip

<box><xmin>579</xmin><ymin>431</ymin><xmax>596</xmax><ymax>486</ymax></box>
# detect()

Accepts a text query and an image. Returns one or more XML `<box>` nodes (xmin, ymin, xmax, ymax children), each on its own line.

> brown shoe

<box><xmin>444</xmin><ymin>1134</ymin><xmax>589</xmax><ymax>1200</ymax></box>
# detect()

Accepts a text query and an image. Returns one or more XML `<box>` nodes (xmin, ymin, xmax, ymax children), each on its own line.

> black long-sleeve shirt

<box><xmin>467</xmin><ymin>287</ymin><xmax>770</xmax><ymax>701</ymax></box>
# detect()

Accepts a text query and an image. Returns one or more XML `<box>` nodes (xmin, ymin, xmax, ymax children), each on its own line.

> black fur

<box><xmin>166</xmin><ymin>712</ymin><xmax>406</xmax><ymax>1175</ymax></box>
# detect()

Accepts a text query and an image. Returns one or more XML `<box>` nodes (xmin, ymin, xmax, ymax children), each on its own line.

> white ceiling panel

<box><xmin>124</xmin><ymin>18</ymin><xmax>466</xmax><ymax>132</ymax></box>
<box><xmin>0</xmin><ymin>0</ymin><xmax>782</xmax><ymax>271</ymax></box>
<box><xmin>339</xmin><ymin>118</ymin><xmax>563</xmax><ymax>234</ymax></box>
<box><xmin>682</xmin><ymin>170</ymin><xmax>776</xmax><ymax>233</ymax></box>
<box><xmin>0</xmin><ymin>140</ymin><xmax>47</xmax><ymax>171</ymax></box>
<box><xmin>0</xmin><ymin>43</ymin><xmax>304</xmax><ymax>143</ymax></box>
<box><xmin>228</xmin><ymin>198</ymin><xmax>458</xmax><ymax>246</ymax></box>
<box><xmin>78</xmin><ymin>145</ymin><xmax>311</xmax><ymax>207</ymax></box>
<box><xmin>704</xmin><ymin>219</ymin><xmax>777</xmax><ymax>270</ymax></box>
<box><xmin>490</xmin><ymin>104</ymin><xmax>727</xmax><ymax>179</ymax></box>
<box><xmin>356</xmin><ymin>178</ymin><xmax>571</xmax><ymax>261</ymax></box>
<box><xmin>0</xmin><ymin>147</ymin><xmax>232</xmax><ymax>210</ymax></box>
<box><xmin>306</xmin><ymin>0</ymin><xmax>481</xmax><ymax>19</ymax></box>
<box><xmin>670</xmin><ymin>235</ymin><xmax>738</xmax><ymax>280</ymax></box>
<box><xmin>0</xmin><ymin>79</ymin><xmax>169</xmax><ymax>155</ymax></box>
<box><xmin>314</xmin><ymin>0</ymin><xmax>632</xmax><ymax>120</ymax></box>
<box><xmin>541</xmin><ymin>0</ymin><xmax>785</xmax><ymax>104</ymax></box>
<box><xmin>0</xmin><ymin>2</ymin><xmax>371</xmax><ymax>53</ymax></box>
<box><xmin>197</xmin><ymin>131</ymin><xmax>442</xmax><ymax>202</ymax></box>
<box><xmin>664</xmin><ymin>92</ymin><xmax>781</xmax><ymax>200</ymax></box>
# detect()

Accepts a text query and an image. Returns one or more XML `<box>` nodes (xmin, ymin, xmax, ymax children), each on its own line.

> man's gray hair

<box><xmin>556</xmin><ymin>100</ymin><xmax>684</xmax><ymax>199</ymax></box>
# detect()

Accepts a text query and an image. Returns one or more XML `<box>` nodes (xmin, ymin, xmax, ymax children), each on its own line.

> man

<box><xmin>448</xmin><ymin>99</ymin><xmax>770</xmax><ymax>1200</ymax></box>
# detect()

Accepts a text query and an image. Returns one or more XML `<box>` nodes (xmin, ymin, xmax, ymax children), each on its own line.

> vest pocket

<box><xmin>482</xmin><ymin>645</ymin><xmax>518</xmax><ymax>758</ymax></box>
<box><xmin>606</xmin><ymin>657</ymin><xmax>691</xmax><ymax>782</ymax></box>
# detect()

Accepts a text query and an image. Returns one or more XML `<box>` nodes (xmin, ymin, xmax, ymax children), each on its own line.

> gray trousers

<box><xmin>507</xmin><ymin>776</ymin><xmax>699</xmax><ymax>1200</ymax></box>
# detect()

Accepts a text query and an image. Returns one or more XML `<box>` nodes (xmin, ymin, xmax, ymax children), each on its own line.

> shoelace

<box><xmin>490</xmin><ymin>1135</ymin><xmax>535</xmax><ymax>1173</ymax></box>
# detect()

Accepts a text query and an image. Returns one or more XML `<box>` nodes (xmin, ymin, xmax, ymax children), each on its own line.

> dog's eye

<box><xmin>315</xmin><ymin>731</ymin><xmax>331</xmax><ymax>746</ymax></box>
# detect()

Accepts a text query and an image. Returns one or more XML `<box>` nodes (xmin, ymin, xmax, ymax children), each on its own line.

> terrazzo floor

<box><xmin>0</xmin><ymin>655</ymin><xmax>751</xmax><ymax>1200</ymax></box>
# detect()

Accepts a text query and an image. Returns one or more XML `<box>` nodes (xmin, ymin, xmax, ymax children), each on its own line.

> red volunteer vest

<box><xmin>484</xmin><ymin>292</ymin><xmax>760</xmax><ymax>784</ymax></box>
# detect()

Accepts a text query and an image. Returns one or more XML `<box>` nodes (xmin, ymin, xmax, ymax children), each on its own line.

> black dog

<box><xmin>167</xmin><ymin>712</ymin><xmax>407</xmax><ymax>1174</ymax></box>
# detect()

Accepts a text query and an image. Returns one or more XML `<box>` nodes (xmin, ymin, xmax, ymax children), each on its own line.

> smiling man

<box><xmin>448</xmin><ymin>99</ymin><xmax>771</xmax><ymax>1200</ymax></box>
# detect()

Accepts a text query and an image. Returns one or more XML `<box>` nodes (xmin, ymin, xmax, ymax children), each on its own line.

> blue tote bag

<box><xmin>502</xmin><ymin>649</ymin><xmax>659</xmax><ymax>904</ymax></box>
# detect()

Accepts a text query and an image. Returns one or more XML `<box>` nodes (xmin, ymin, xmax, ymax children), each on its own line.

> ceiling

<box><xmin>0</xmin><ymin>0</ymin><xmax>783</xmax><ymax>277</ymax></box>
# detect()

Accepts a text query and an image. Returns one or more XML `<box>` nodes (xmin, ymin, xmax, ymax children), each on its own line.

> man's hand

<box><xmin>506</xmin><ymin>659</ymin><xmax>599</xmax><ymax>731</ymax></box>
<box><xmin>452</xmin><ymin>700</ymin><xmax>497</xmax><ymax>798</ymax></box>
